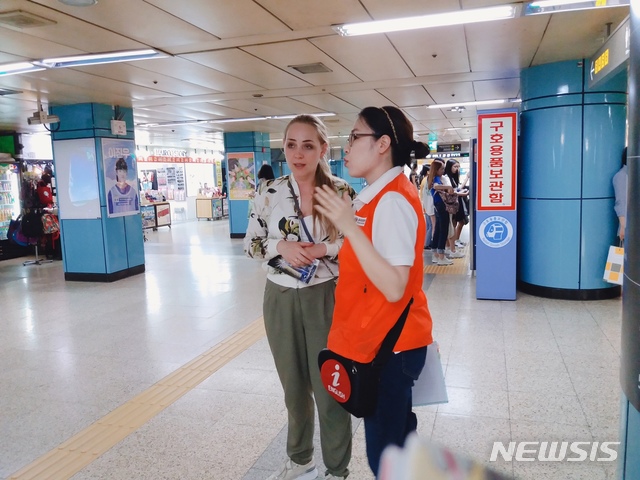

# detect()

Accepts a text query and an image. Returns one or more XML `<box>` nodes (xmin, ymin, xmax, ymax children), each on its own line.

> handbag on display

<box><xmin>318</xmin><ymin>298</ymin><xmax>413</xmax><ymax>418</ymax></box>
<box><xmin>603</xmin><ymin>242</ymin><xmax>624</xmax><ymax>285</ymax></box>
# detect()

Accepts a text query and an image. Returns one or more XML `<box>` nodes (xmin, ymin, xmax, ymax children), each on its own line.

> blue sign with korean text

<box><xmin>475</xmin><ymin>109</ymin><xmax>518</xmax><ymax>300</ymax></box>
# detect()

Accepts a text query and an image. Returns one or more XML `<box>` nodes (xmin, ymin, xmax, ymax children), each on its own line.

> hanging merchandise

<box><xmin>0</xmin><ymin>162</ymin><xmax>21</xmax><ymax>241</ymax></box>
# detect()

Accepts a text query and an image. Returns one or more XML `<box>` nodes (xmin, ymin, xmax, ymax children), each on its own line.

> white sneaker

<box><xmin>455</xmin><ymin>240</ymin><xmax>467</xmax><ymax>248</ymax></box>
<box><xmin>444</xmin><ymin>248</ymin><xmax>452</xmax><ymax>255</ymax></box>
<box><xmin>324</xmin><ymin>475</ymin><xmax>345</xmax><ymax>480</ymax></box>
<box><xmin>266</xmin><ymin>459</ymin><xmax>318</xmax><ymax>480</ymax></box>
<box><xmin>432</xmin><ymin>255</ymin><xmax>439</xmax><ymax>263</ymax></box>
<box><xmin>448</xmin><ymin>251</ymin><xmax>465</xmax><ymax>259</ymax></box>
<box><xmin>437</xmin><ymin>258</ymin><xmax>454</xmax><ymax>266</ymax></box>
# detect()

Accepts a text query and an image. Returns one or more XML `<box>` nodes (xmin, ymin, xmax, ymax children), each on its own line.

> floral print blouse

<box><xmin>244</xmin><ymin>174</ymin><xmax>355</xmax><ymax>288</ymax></box>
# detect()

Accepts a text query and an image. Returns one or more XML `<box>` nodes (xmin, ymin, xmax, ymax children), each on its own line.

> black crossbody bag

<box><xmin>318</xmin><ymin>298</ymin><xmax>413</xmax><ymax>418</ymax></box>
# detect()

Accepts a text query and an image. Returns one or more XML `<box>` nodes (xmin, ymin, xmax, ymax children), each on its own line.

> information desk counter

<box><xmin>141</xmin><ymin>202</ymin><xmax>171</xmax><ymax>230</ymax></box>
<box><xmin>196</xmin><ymin>197</ymin><xmax>228</xmax><ymax>220</ymax></box>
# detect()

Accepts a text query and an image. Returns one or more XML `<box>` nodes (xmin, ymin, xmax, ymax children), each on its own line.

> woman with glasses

<box><xmin>314</xmin><ymin>106</ymin><xmax>434</xmax><ymax>477</ymax></box>
<box><xmin>245</xmin><ymin>115</ymin><xmax>355</xmax><ymax>480</ymax></box>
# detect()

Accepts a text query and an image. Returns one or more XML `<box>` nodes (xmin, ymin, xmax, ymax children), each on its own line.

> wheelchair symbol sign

<box><xmin>479</xmin><ymin>216</ymin><xmax>513</xmax><ymax>248</ymax></box>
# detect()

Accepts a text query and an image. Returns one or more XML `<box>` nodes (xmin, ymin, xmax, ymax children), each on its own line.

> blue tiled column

<box><xmin>224</xmin><ymin>132</ymin><xmax>270</xmax><ymax>238</ymax></box>
<box><xmin>51</xmin><ymin>103</ymin><xmax>145</xmax><ymax>281</ymax></box>
<box><xmin>619</xmin><ymin>4</ymin><xmax>640</xmax><ymax>478</ymax></box>
<box><xmin>518</xmin><ymin>60</ymin><xmax>626</xmax><ymax>299</ymax></box>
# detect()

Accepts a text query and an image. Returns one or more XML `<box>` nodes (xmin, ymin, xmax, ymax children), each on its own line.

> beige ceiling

<box><xmin>0</xmin><ymin>0</ymin><xmax>630</xmax><ymax>150</ymax></box>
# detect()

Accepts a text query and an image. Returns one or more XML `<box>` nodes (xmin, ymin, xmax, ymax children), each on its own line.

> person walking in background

<box><xmin>314</xmin><ymin>106</ymin><xmax>434</xmax><ymax>477</ymax></box>
<box><xmin>408</xmin><ymin>162</ymin><xmax>420</xmax><ymax>190</ymax></box>
<box><xmin>443</xmin><ymin>159</ymin><xmax>467</xmax><ymax>258</ymax></box>
<box><xmin>245</xmin><ymin>115</ymin><xmax>354</xmax><ymax>480</ymax></box>
<box><xmin>419</xmin><ymin>164</ymin><xmax>435</xmax><ymax>250</ymax></box>
<box><xmin>257</xmin><ymin>163</ymin><xmax>276</xmax><ymax>186</ymax></box>
<box><xmin>427</xmin><ymin>159</ymin><xmax>454</xmax><ymax>266</ymax></box>
<box><xmin>613</xmin><ymin>146</ymin><xmax>628</xmax><ymax>242</ymax></box>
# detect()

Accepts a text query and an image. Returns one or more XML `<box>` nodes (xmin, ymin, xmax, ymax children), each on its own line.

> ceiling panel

<box><xmin>243</xmin><ymin>40</ymin><xmax>361</xmax><ymax>85</ymax></box>
<box><xmin>403</xmin><ymin>106</ymin><xmax>448</xmax><ymax>122</ymax></box>
<box><xmin>473</xmin><ymin>78</ymin><xmax>521</xmax><ymax>100</ymax></box>
<box><xmin>332</xmin><ymin>90</ymin><xmax>395</xmax><ymax>110</ymax></box>
<box><xmin>182</xmin><ymin>49</ymin><xmax>310</xmax><ymax>90</ymax></box>
<box><xmin>311</xmin><ymin>35</ymin><xmax>414</xmax><ymax>82</ymax></box>
<box><xmin>71</xmin><ymin>63</ymin><xmax>217</xmax><ymax>97</ymax></box>
<box><xmin>256</xmin><ymin>0</ymin><xmax>370</xmax><ymax>29</ymax></box>
<box><xmin>362</xmin><ymin>0</ymin><xmax>455</xmax><ymax>19</ymax></box>
<box><xmin>146</xmin><ymin>0</ymin><xmax>290</xmax><ymax>38</ymax></box>
<box><xmin>533</xmin><ymin>9</ymin><xmax>630</xmax><ymax>65</ymax></box>
<box><xmin>389</xmin><ymin>26</ymin><xmax>471</xmax><ymax>77</ymax></box>
<box><xmin>30</xmin><ymin>0</ymin><xmax>219</xmax><ymax>49</ymax></box>
<box><xmin>467</xmin><ymin>17</ymin><xmax>548</xmax><ymax>72</ymax></box>
<box><xmin>376</xmin><ymin>85</ymin><xmax>433</xmax><ymax>108</ymax></box>
<box><xmin>425</xmin><ymin>82</ymin><xmax>475</xmax><ymax>105</ymax></box>
<box><xmin>289</xmin><ymin>94</ymin><xmax>360</xmax><ymax>115</ymax></box>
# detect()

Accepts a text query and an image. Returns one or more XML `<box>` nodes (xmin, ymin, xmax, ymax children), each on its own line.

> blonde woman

<box><xmin>245</xmin><ymin>115</ymin><xmax>355</xmax><ymax>480</ymax></box>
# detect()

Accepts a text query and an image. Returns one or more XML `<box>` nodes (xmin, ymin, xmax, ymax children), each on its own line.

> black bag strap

<box><xmin>372</xmin><ymin>297</ymin><xmax>414</xmax><ymax>367</ymax></box>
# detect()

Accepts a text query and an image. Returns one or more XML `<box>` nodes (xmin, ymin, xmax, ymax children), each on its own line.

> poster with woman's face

<box><xmin>102</xmin><ymin>138</ymin><xmax>139</xmax><ymax>218</ymax></box>
<box><xmin>227</xmin><ymin>152</ymin><xmax>255</xmax><ymax>200</ymax></box>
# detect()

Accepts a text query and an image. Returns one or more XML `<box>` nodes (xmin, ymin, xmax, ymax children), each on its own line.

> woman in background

<box><xmin>427</xmin><ymin>159</ymin><xmax>454</xmax><ymax>266</ymax></box>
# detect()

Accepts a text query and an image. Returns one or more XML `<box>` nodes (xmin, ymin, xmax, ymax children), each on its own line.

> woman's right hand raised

<box><xmin>276</xmin><ymin>240</ymin><xmax>314</xmax><ymax>267</ymax></box>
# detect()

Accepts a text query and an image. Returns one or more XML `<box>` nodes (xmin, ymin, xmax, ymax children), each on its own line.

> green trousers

<box><xmin>263</xmin><ymin>279</ymin><xmax>352</xmax><ymax>477</ymax></box>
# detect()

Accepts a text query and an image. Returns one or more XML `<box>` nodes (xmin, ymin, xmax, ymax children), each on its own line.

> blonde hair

<box><xmin>284</xmin><ymin>115</ymin><xmax>339</xmax><ymax>242</ymax></box>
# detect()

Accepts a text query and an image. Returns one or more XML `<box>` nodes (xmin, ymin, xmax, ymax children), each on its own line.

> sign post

<box><xmin>475</xmin><ymin>110</ymin><xmax>518</xmax><ymax>300</ymax></box>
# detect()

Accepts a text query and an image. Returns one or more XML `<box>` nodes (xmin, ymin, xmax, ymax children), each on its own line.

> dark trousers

<box><xmin>364</xmin><ymin>346</ymin><xmax>427</xmax><ymax>477</ymax></box>
<box><xmin>433</xmin><ymin>202</ymin><xmax>450</xmax><ymax>253</ymax></box>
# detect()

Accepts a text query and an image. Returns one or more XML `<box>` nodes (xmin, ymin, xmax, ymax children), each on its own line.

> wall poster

<box><xmin>227</xmin><ymin>152</ymin><xmax>255</xmax><ymax>200</ymax></box>
<box><xmin>102</xmin><ymin>138</ymin><xmax>139</xmax><ymax>218</ymax></box>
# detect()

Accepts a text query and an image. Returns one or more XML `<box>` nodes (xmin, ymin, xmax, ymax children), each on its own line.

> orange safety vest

<box><xmin>328</xmin><ymin>173</ymin><xmax>433</xmax><ymax>363</ymax></box>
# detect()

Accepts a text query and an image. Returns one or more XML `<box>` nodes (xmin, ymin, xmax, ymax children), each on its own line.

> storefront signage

<box><xmin>154</xmin><ymin>148</ymin><xmax>187</xmax><ymax>157</ymax></box>
<box><xmin>477</xmin><ymin>112</ymin><xmax>517</xmax><ymax>211</ymax></box>
<box><xmin>137</xmin><ymin>155</ymin><xmax>216</xmax><ymax>164</ymax></box>
<box><xmin>588</xmin><ymin>15</ymin><xmax>629</xmax><ymax>88</ymax></box>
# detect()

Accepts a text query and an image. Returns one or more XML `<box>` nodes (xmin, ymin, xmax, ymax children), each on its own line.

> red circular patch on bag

<box><xmin>320</xmin><ymin>358</ymin><xmax>351</xmax><ymax>403</ymax></box>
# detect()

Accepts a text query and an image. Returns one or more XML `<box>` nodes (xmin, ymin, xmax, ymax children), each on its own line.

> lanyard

<box><xmin>287</xmin><ymin>178</ymin><xmax>337</xmax><ymax>279</ymax></box>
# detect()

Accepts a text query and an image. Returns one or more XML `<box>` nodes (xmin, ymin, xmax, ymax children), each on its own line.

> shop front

<box><xmin>136</xmin><ymin>147</ymin><xmax>224</xmax><ymax>223</ymax></box>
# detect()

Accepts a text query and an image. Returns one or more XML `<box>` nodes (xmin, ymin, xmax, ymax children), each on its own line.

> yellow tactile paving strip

<box><xmin>424</xmin><ymin>249</ymin><xmax>469</xmax><ymax>275</ymax></box>
<box><xmin>9</xmin><ymin>318</ymin><xmax>266</xmax><ymax>480</ymax></box>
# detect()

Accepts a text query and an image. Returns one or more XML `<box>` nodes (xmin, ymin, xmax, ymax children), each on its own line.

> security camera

<box><xmin>27</xmin><ymin>110</ymin><xmax>60</xmax><ymax>125</ymax></box>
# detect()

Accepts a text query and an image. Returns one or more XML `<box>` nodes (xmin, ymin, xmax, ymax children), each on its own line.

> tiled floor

<box><xmin>0</xmin><ymin>220</ymin><xmax>622</xmax><ymax>479</ymax></box>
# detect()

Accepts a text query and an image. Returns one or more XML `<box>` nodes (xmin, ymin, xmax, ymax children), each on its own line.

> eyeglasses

<box><xmin>347</xmin><ymin>132</ymin><xmax>379</xmax><ymax>147</ymax></box>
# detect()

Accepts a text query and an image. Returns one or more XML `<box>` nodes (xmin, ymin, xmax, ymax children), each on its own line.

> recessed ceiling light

<box><xmin>59</xmin><ymin>0</ymin><xmax>98</xmax><ymax>6</ymax></box>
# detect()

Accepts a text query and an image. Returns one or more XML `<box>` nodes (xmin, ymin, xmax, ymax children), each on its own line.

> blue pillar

<box><xmin>518</xmin><ymin>59</ymin><xmax>626</xmax><ymax>300</ymax></box>
<box><xmin>619</xmin><ymin>2</ymin><xmax>640</xmax><ymax>478</ymax></box>
<box><xmin>50</xmin><ymin>103</ymin><xmax>145</xmax><ymax>281</ymax></box>
<box><xmin>223</xmin><ymin>131</ymin><xmax>270</xmax><ymax>238</ymax></box>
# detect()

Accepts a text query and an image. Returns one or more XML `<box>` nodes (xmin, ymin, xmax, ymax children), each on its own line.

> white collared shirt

<box><xmin>354</xmin><ymin>167</ymin><xmax>417</xmax><ymax>267</ymax></box>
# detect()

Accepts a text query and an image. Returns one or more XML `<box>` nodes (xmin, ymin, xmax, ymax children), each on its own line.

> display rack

<box><xmin>196</xmin><ymin>197</ymin><xmax>228</xmax><ymax>220</ymax></box>
<box><xmin>141</xmin><ymin>202</ymin><xmax>172</xmax><ymax>231</ymax></box>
